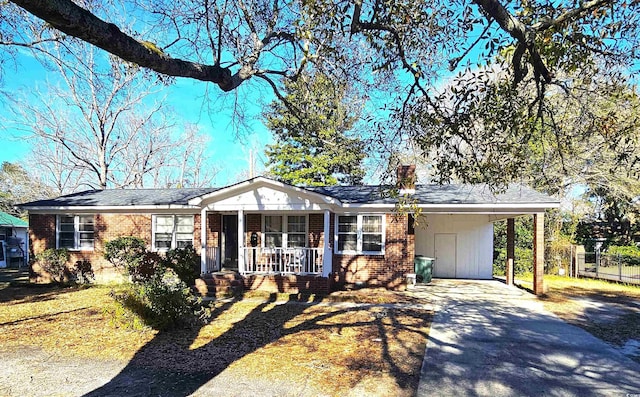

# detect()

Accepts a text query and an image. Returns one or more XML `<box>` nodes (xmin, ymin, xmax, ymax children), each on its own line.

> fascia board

<box><xmin>189</xmin><ymin>177</ymin><xmax>341</xmax><ymax>206</ymax></box>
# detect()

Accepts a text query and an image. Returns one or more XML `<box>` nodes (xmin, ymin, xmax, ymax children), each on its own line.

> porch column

<box><xmin>237</xmin><ymin>209</ymin><xmax>245</xmax><ymax>274</ymax></box>
<box><xmin>505</xmin><ymin>218</ymin><xmax>515</xmax><ymax>286</ymax></box>
<box><xmin>533</xmin><ymin>212</ymin><xmax>545</xmax><ymax>295</ymax></box>
<box><xmin>322</xmin><ymin>209</ymin><xmax>332</xmax><ymax>277</ymax></box>
<box><xmin>200</xmin><ymin>208</ymin><xmax>207</xmax><ymax>274</ymax></box>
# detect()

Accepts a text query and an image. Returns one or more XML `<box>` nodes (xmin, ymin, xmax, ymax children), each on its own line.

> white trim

<box><xmin>334</xmin><ymin>213</ymin><xmax>386</xmax><ymax>255</ymax></box>
<box><xmin>261</xmin><ymin>214</ymin><xmax>309</xmax><ymax>248</ymax></box>
<box><xmin>237</xmin><ymin>210</ymin><xmax>245</xmax><ymax>274</ymax></box>
<box><xmin>27</xmin><ymin>205</ymin><xmax>200</xmax><ymax>213</ymax></box>
<box><xmin>151</xmin><ymin>214</ymin><xmax>195</xmax><ymax>251</ymax></box>
<box><xmin>340</xmin><ymin>203</ymin><xmax>560</xmax><ymax>210</ymax></box>
<box><xmin>189</xmin><ymin>177</ymin><xmax>341</xmax><ymax>206</ymax></box>
<box><xmin>200</xmin><ymin>208</ymin><xmax>207</xmax><ymax>274</ymax></box>
<box><xmin>322</xmin><ymin>210</ymin><xmax>331</xmax><ymax>277</ymax></box>
<box><xmin>56</xmin><ymin>214</ymin><xmax>95</xmax><ymax>251</ymax></box>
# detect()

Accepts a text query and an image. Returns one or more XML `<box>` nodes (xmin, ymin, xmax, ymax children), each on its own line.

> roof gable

<box><xmin>190</xmin><ymin>177</ymin><xmax>340</xmax><ymax>211</ymax></box>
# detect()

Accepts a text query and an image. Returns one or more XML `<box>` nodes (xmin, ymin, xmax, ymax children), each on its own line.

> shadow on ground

<box><xmin>83</xmin><ymin>292</ymin><xmax>429</xmax><ymax>397</ymax></box>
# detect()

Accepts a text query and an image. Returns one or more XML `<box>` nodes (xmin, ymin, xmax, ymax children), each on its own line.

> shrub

<box><xmin>606</xmin><ymin>245</ymin><xmax>640</xmax><ymax>266</ymax></box>
<box><xmin>108</xmin><ymin>268</ymin><xmax>208</xmax><ymax>330</ymax></box>
<box><xmin>493</xmin><ymin>247</ymin><xmax>534</xmax><ymax>276</ymax></box>
<box><xmin>104</xmin><ymin>237</ymin><xmax>156</xmax><ymax>282</ymax></box>
<box><xmin>74</xmin><ymin>260</ymin><xmax>95</xmax><ymax>284</ymax></box>
<box><xmin>162</xmin><ymin>246</ymin><xmax>200</xmax><ymax>286</ymax></box>
<box><xmin>36</xmin><ymin>248</ymin><xmax>70</xmax><ymax>283</ymax></box>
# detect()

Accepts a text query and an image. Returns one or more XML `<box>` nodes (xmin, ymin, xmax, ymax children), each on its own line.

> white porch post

<box><xmin>322</xmin><ymin>209</ymin><xmax>332</xmax><ymax>277</ymax></box>
<box><xmin>200</xmin><ymin>208</ymin><xmax>207</xmax><ymax>274</ymax></box>
<box><xmin>237</xmin><ymin>209</ymin><xmax>245</xmax><ymax>274</ymax></box>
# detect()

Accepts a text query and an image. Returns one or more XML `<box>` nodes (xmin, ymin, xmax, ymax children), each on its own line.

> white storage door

<box><xmin>434</xmin><ymin>233</ymin><xmax>457</xmax><ymax>278</ymax></box>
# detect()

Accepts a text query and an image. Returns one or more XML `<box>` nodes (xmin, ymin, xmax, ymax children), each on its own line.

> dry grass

<box><xmin>0</xmin><ymin>284</ymin><xmax>431</xmax><ymax>396</ymax></box>
<box><xmin>515</xmin><ymin>275</ymin><xmax>640</xmax><ymax>349</ymax></box>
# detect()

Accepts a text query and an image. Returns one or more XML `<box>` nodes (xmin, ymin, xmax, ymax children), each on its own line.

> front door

<box><xmin>221</xmin><ymin>215</ymin><xmax>238</xmax><ymax>270</ymax></box>
<box><xmin>434</xmin><ymin>233</ymin><xmax>457</xmax><ymax>278</ymax></box>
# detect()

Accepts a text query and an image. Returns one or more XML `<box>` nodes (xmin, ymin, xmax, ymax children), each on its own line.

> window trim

<box><xmin>261</xmin><ymin>214</ymin><xmax>308</xmax><ymax>248</ymax></box>
<box><xmin>56</xmin><ymin>214</ymin><xmax>95</xmax><ymax>251</ymax></box>
<box><xmin>334</xmin><ymin>213</ymin><xmax>385</xmax><ymax>255</ymax></box>
<box><xmin>152</xmin><ymin>214</ymin><xmax>195</xmax><ymax>251</ymax></box>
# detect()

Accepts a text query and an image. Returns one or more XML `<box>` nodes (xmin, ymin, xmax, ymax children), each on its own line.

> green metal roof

<box><xmin>0</xmin><ymin>212</ymin><xmax>28</xmax><ymax>227</ymax></box>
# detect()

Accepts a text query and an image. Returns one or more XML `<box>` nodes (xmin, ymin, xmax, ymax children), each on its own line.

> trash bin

<box><xmin>414</xmin><ymin>255</ymin><xmax>435</xmax><ymax>283</ymax></box>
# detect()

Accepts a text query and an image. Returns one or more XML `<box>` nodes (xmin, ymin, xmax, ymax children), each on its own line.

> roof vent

<box><xmin>397</xmin><ymin>165</ymin><xmax>416</xmax><ymax>195</ymax></box>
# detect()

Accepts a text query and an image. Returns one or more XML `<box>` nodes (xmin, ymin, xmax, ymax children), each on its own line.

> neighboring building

<box><xmin>19</xmin><ymin>167</ymin><xmax>559</xmax><ymax>294</ymax></box>
<box><xmin>0</xmin><ymin>211</ymin><xmax>29</xmax><ymax>268</ymax></box>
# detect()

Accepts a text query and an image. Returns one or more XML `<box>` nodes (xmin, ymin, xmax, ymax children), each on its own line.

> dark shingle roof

<box><xmin>19</xmin><ymin>181</ymin><xmax>557</xmax><ymax>209</ymax></box>
<box><xmin>308</xmin><ymin>184</ymin><xmax>557</xmax><ymax>205</ymax></box>
<box><xmin>20</xmin><ymin>188</ymin><xmax>220</xmax><ymax>208</ymax></box>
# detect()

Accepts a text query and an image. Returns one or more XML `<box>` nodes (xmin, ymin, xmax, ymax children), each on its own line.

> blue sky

<box><xmin>0</xmin><ymin>50</ymin><xmax>273</xmax><ymax>186</ymax></box>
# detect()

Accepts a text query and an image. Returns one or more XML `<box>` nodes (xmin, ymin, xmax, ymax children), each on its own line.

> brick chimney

<box><xmin>397</xmin><ymin>165</ymin><xmax>416</xmax><ymax>194</ymax></box>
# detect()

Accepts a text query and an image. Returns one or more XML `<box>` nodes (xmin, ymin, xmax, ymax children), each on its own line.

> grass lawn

<box><xmin>515</xmin><ymin>275</ymin><xmax>640</xmax><ymax>353</ymax></box>
<box><xmin>0</xmin><ymin>284</ymin><xmax>432</xmax><ymax>396</ymax></box>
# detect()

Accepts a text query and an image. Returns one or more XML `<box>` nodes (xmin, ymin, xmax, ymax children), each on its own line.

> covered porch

<box><xmin>191</xmin><ymin>179</ymin><xmax>337</xmax><ymax>279</ymax></box>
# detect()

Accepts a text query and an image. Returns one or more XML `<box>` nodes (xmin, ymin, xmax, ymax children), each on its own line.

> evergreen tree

<box><xmin>264</xmin><ymin>73</ymin><xmax>366</xmax><ymax>186</ymax></box>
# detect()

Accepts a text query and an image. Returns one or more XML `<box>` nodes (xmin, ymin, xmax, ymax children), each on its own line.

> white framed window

<box><xmin>57</xmin><ymin>214</ymin><xmax>94</xmax><ymax>250</ymax></box>
<box><xmin>264</xmin><ymin>215</ymin><xmax>283</xmax><ymax>248</ymax></box>
<box><xmin>262</xmin><ymin>215</ymin><xmax>307</xmax><ymax>248</ymax></box>
<box><xmin>335</xmin><ymin>214</ymin><xmax>385</xmax><ymax>254</ymax></box>
<box><xmin>153</xmin><ymin>215</ymin><xmax>194</xmax><ymax>250</ymax></box>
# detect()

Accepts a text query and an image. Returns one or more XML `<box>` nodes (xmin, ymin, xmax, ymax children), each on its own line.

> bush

<box><xmin>162</xmin><ymin>246</ymin><xmax>200</xmax><ymax>286</ymax></box>
<box><xmin>493</xmin><ymin>247</ymin><xmax>533</xmax><ymax>276</ymax></box>
<box><xmin>108</xmin><ymin>268</ymin><xmax>208</xmax><ymax>330</ymax></box>
<box><xmin>74</xmin><ymin>260</ymin><xmax>95</xmax><ymax>284</ymax></box>
<box><xmin>36</xmin><ymin>248</ymin><xmax>70</xmax><ymax>283</ymax></box>
<box><xmin>606</xmin><ymin>245</ymin><xmax>640</xmax><ymax>266</ymax></box>
<box><xmin>103</xmin><ymin>237</ymin><xmax>156</xmax><ymax>282</ymax></box>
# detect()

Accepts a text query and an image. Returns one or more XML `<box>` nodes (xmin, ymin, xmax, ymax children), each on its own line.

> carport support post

<box><xmin>506</xmin><ymin>218</ymin><xmax>515</xmax><ymax>286</ymax></box>
<box><xmin>533</xmin><ymin>212</ymin><xmax>545</xmax><ymax>295</ymax></box>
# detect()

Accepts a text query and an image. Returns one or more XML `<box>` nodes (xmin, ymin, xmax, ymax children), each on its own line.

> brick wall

<box><xmin>29</xmin><ymin>212</ymin><xmax>203</xmax><ymax>283</ymax></box>
<box><xmin>246</xmin><ymin>214</ymin><xmax>262</xmax><ymax>246</ymax></box>
<box><xmin>332</xmin><ymin>213</ymin><xmax>413</xmax><ymax>290</ymax></box>
<box><xmin>308</xmin><ymin>213</ymin><xmax>324</xmax><ymax>248</ymax></box>
<box><xmin>207</xmin><ymin>213</ymin><xmax>221</xmax><ymax>247</ymax></box>
<box><xmin>243</xmin><ymin>274</ymin><xmax>330</xmax><ymax>294</ymax></box>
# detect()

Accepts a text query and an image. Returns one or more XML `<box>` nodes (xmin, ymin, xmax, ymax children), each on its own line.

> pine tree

<box><xmin>264</xmin><ymin>72</ymin><xmax>366</xmax><ymax>186</ymax></box>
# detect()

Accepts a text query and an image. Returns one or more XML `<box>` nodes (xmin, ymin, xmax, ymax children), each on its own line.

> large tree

<box><xmin>2</xmin><ymin>0</ymin><xmax>639</xmax><ymax>186</ymax></box>
<box><xmin>6</xmin><ymin>37</ymin><xmax>217</xmax><ymax>191</ymax></box>
<box><xmin>0</xmin><ymin>162</ymin><xmax>54</xmax><ymax>217</ymax></box>
<box><xmin>264</xmin><ymin>72</ymin><xmax>366</xmax><ymax>186</ymax></box>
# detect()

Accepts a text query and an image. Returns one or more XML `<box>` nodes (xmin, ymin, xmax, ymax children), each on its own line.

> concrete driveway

<box><xmin>414</xmin><ymin>279</ymin><xmax>640</xmax><ymax>397</ymax></box>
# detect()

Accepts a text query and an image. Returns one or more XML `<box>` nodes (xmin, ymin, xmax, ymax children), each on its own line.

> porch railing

<box><xmin>243</xmin><ymin>247</ymin><xmax>323</xmax><ymax>275</ymax></box>
<box><xmin>205</xmin><ymin>246</ymin><xmax>220</xmax><ymax>273</ymax></box>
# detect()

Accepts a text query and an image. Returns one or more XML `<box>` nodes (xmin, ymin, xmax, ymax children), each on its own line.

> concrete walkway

<box><xmin>414</xmin><ymin>280</ymin><xmax>640</xmax><ymax>397</ymax></box>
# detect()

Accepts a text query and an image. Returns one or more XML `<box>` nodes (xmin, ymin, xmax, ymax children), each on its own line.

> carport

<box><xmin>412</xmin><ymin>186</ymin><xmax>558</xmax><ymax>295</ymax></box>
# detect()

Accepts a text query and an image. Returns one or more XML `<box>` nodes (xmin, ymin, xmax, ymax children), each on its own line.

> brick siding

<box><xmin>332</xmin><ymin>213</ymin><xmax>413</xmax><ymax>290</ymax></box>
<box><xmin>29</xmin><ymin>213</ymin><xmax>202</xmax><ymax>283</ymax></box>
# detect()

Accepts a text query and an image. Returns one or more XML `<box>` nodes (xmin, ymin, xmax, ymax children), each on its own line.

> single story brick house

<box><xmin>19</xmin><ymin>167</ymin><xmax>559</xmax><ymax>294</ymax></box>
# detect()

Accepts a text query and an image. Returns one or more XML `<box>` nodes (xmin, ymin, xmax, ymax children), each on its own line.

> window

<box><xmin>153</xmin><ymin>215</ymin><xmax>194</xmax><ymax>250</ymax></box>
<box><xmin>336</xmin><ymin>214</ymin><xmax>384</xmax><ymax>254</ymax></box>
<box><xmin>264</xmin><ymin>215</ymin><xmax>283</xmax><ymax>248</ymax></box>
<box><xmin>263</xmin><ymin>215</ymin><xmax>307</xmax><ymax>248</ymax></box>
<box><xmin>57</xmin><ymin>215</ymin><xmax>94</xmax><ymax>250</ymax></box>
<box><xmin>287</xmin><ymin>216</ymin><xmax>306</xmax><ymax>248</ymax></box>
